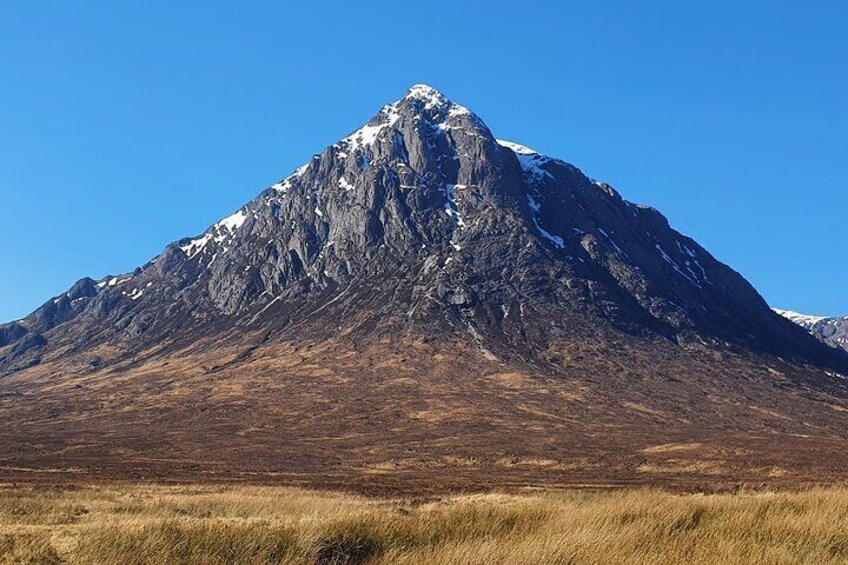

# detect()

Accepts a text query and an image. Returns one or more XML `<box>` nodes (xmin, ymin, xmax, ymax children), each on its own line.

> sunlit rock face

<box><xmin>2</xmin><ymin>84</ymin><xmax>846</xmax><ymax>375</ymax></box>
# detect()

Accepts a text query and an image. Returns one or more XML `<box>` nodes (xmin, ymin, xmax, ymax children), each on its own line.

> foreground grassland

<box><xmin>1</xmin><ymin>485</ymin><xmax>847</xmax><ymax>564</ymax></box>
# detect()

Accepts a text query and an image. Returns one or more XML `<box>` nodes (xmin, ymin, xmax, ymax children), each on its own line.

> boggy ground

<box><xmin>2</xmin><ymin>483</ymin><xmax>848</xmax><ymax>564</ymax></box>
<box><xmin>2</xmin><ymin>334</ymin><xmax>848</xmax><ymax>494</ymax></box>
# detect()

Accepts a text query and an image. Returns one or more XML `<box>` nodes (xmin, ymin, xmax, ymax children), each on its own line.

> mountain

<box><xmin>2</xmin><ymin>84</ymin><xmax>848</xmax><ymax>492</ymax></box>
<box><xmin>774</xmin><ymin>308</ymin><xmax>848</xmax><ymax>353</ymax></box>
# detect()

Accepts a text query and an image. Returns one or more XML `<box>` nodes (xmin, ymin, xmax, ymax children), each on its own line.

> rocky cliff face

<box><xmin>2</xmin><ymin>84</ymin><xmax>844</xmax><ymax>374</ymax></box>
<box><xmin>775</xmin><ymin>308</ymin><xmax>848</xmax><ymax>353</ymax></box>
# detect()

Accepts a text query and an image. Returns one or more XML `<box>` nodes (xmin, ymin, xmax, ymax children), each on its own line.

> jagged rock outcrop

<box><xmin>0</xmin><ymin>322</ymin><xmax>26</xmax><ymax>347</ymax></box>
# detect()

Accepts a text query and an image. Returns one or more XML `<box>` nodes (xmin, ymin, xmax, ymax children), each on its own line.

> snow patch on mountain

<box><xmin>406</xmin><ymin>83</ymin><xmax>451</xmax><ymax>110</ymax></box>
<box><xmin>271</xmin><ymin>164</ymin><xmax>308</xmax><ymax>193</ymax></box>
<box><xmin>444</xmin><ymin>184</ymin><xmax>466</xmax><ymax>228</ymax></box>
<box><xmin>98</xmin><ymin>276</ymin><xmax>130</xmax><ymax>289</ymax></box>
<box><xmin>496</xmin><ymin>139</ymin><xmax>538</xmax><ymax>155</ymax></box>
<box><xmin>180</xmin><ymin>209</ymin><xmax>247</xmax><ymax>259</ymax></box>
<box><xmin>598</xmin><ymin>228</ymin><xmax>628</xmax><ymax>259</ymax></box>
<box><xmin>775</xmin><ymin>308</ymin><xmax>848</xmax><ymax>353</ymax></box>
<box><xmin>338</xmin><ymin>103</ymin><xmax>401</xmax><ymax>152</ymax></box>
<box><xmin>773</xmin><ymin>308</ymin><xmax>828</xmax><ymax>326</ymax></box>
<box><xmin>676</xmin><ymin>240</ymin><xmax>712</xmax><ymax>284</ymax></box>
<box><xmin>527</xmin><ymin>195</ymin><xmax>564</xmax><ymax>249</ymax></box>
<box><xmin>655</xmin><ymin>243</ymin><xmax>702</xmax><ymax>288</ymax></box>
<box><xmin>496</xmin><ymin>139</ymin><xmax>554</xmax><ymax>181</ymax></box>
<box><xmin>405</xmin><ymin>84</ymin><xmax>472</xmax><ymax>120</ymax></box>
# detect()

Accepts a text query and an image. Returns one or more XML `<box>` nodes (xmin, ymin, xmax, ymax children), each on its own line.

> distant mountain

<box><xmin>1</xmin><ymin>84</ymin><xmax>847</xmax><ymax>491</ymax></box>
<box><xmin>774</xmin><ymin>308</ymin><xmax>848</xmax><ymax>353</ymax></box>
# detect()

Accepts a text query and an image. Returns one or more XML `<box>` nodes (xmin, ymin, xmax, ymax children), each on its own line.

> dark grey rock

<box><xmin>3</xmin><ymin>83</ymin><xmax>847</xmax><ymax>374</ymax></box>
<box><xmin>8</xmin><ymin>332</ymin><xmax>46</xmax><ymax>361</ymax></box>
<box><xmin>0</xmin><ymin>322</ymin><xmax>27</xmax><ymax>347</ymax></box>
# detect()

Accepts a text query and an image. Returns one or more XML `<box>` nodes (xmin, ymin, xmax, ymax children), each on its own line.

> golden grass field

<box><xmin>1</xmin><ymin>485</ymin><xmax>847</xmax><ymax>564</ymax></box>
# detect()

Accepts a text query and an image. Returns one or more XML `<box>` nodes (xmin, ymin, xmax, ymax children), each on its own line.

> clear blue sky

<box><xmin>1</xmin><ymin>1</ymin><xmax>846</xmax><ymax>321</ymax></box>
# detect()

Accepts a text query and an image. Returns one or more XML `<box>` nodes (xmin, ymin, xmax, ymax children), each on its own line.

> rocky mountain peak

<box><xmin>404</xmin><ymin>83</ymin><xmax>450</xmax><ymax>104</ymax></box>
<box><xmin>2</xmin><ymin>84</ymin><xmax>848</xmax><ymax>376</ymax></box>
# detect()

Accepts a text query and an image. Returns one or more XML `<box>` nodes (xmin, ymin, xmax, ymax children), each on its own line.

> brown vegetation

<box><xmin>2</xmin><ymin>336</ymin><xmax>848</xmax><ymax>493</ymax></box>
<box><xmin>2</xmin><ymin>484</ymin><xmax>848</xmax><ymax>564</ymax></box>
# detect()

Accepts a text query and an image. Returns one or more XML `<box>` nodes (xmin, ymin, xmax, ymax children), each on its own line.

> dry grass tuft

<box><xmin>1</xmin><ymin>485</ymin><xmax>847</xmax><ymax>563</ymax></box>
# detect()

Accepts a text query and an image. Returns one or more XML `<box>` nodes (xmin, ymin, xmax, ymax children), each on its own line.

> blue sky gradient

<box><xmin>1</xmin><ymin>1</ymin><xmax>846</xmax><ymax>321</ymax></box>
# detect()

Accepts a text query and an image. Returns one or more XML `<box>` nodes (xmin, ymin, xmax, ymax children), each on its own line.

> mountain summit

<box><xmin>2</xmin><ymin>85</ymin><xmax>848</xmax><ymax>490</ymax></box>
<box><xmin>2</xmin><ymin>83</ymin><xmax>842</xmax><ymax>368</ymax></box>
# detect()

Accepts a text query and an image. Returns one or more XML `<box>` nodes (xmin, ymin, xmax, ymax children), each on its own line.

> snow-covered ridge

<box><xmin>499</xmin><ymin>140</ymin><xmax>564</xmax><ymax>249</ymax></box>
<box><xmin>338</xmin><ymin>103</ymin><xmax>401</xmax><ymax>154</ymax></box>
<box><xmin>496</xmin><ymin>139</ymin><xmax>553</xmax><ymax>181</ymax></box>
<box><xmin>271</xmin><ymin>164</ymin><xmax>308</xmax><ymax>193</ymax></box>
<box><xmin>773</xmin><ymin>308</ymin><xmax>829</xmax><ymax>327</ymax></box>
<box><xmin>179</xmin><ymin>209</ymin><xmax>248</xmax><ymax>259</ymax></box>
<box><xmin>775</xmin><ymin>308</ymin><xmax>848</xmax><ymax>354</ymax></box>
<box><xmin>496</xmin><ymin>139</ymin><xmax>538</xmax><ymax>155</ymax></box>
<box><xmin>216</xmin><ymin>210</ymin><xmax>247</xmax><ymax>233</ymax></box>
